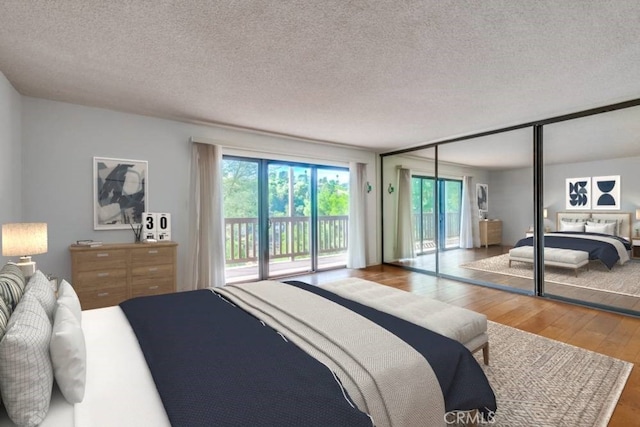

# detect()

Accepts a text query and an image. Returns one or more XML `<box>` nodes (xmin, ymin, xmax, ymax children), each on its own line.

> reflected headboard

<box><xmin>556</xmin><ymin>212</ymin><xmax>632</xmax><ymax>241</ymax></box>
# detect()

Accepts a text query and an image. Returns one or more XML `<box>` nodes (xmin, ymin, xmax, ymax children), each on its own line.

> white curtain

<box><xmin>186</xmin><ymin>142</ymin><xmax>226</xmax><ymax>290</ymax></box>
<box><xmin>396</xmin><ymin>168</ymin><xmax>415</xmax><ymax>260</ymax></box>
<box><xmin>347</xmin><ymin>162</ymin><xmax>367</xmax><ymax>268</ymax></box>
<box><xmin>459</xmin><ymin>176</ymin><xmax>480</xmax><ymax>248</ymax></box>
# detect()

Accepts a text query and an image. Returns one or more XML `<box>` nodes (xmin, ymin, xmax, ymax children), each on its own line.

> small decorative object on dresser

<box><xmin>479</xmin><ymin>219</ymin><xmax>502</xmax><ymax>248</ymax></box>
<box><xmin>69</xmin><ymin>241</ymin><xmax>177</xmax><ymax>309</ymax></box>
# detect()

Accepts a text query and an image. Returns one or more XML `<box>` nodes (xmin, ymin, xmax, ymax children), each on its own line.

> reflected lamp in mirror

<box><xmin>1</xmin><ymin>223</ymin><xmax>48</xmax><ymax>277</ymax></box>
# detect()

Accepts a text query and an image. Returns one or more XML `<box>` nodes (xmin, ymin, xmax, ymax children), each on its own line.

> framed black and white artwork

<box><xmin>94</xmin><ymin>157</ymin><xmax>148</xmax><ymax>230</ymax></box>
<box><xmin>476</xmin><ymin>183</ymin><xmax>488</xmax><ymax>213</ymax></box>
<box><xmin>566</xmin><ymin>177</ymin><xmax>591</xmax><ymax>210</ymax></box>
<box><xmin>592</xmin><ymin>175</ymin><xmax>621</xmax><ymax>210</ymax></box>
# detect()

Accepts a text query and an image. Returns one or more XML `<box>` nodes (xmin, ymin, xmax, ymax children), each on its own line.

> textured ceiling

<box><xmin>1</xmin><ymin>1</ymin><xmax>640</xmax><ymax>154</ymax></box>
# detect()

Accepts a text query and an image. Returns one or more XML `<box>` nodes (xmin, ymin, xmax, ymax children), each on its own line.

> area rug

<box><xmin>473</xmin><ymin>321</ymin><xmax>632</xmax><ymax>427</ymax></box>
<box><xmin>461</xmin><ymin>253</ymin><xmax>640</xmax><ymax>297</ymax></box>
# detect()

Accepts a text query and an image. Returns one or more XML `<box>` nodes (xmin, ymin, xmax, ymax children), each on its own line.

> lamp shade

<box><xmin>2</xmin><ymin>223</ymin><xmax>48</xmax><ymax>257</ymax></box>
<box><xmin>636</xmin><ymin>208</ymin><xmax>640</xmax><ymax>221</ymax></box>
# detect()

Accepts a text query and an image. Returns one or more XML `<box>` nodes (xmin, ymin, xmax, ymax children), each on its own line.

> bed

<box><xmin>511</xmin><ymin>212</ymin><xmax>632</xmax><ymax>270</ymax></box>
<box><xmin>0</xmin><ymin>267</ymin><xmax>497</xmax><ymax>427</ymax></box>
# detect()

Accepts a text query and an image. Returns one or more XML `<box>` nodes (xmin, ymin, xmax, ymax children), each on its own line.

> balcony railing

<box><xmin>413</xmin><ymin>212</ymin><xmax>461</xmax><ymax>251</ymax></box>
<box><xmin>225</xmin><ymin>215</ymin><xmax>348</xmax><ymax>265</ymax></box>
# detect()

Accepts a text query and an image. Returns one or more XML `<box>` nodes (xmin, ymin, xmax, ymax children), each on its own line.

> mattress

<box><xmin>0</xmin><ymin>307</ymin><xmax>170</xmax><ymax>427</ymax></box>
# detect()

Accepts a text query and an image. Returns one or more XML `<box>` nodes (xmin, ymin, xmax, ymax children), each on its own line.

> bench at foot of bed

<box><xmin>320</xmin><ymin>278</ymin><xmax>490</xmax><ymax>365</ymax></box>
<box><xmin>508</xmin><ymin>246</ymin><xmax>589</xmax><ymax>277</ymax></box>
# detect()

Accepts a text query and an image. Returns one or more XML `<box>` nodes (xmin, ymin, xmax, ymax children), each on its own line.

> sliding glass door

<box><xmin>223</xmin><ymin>157</ymin><xmax>349</xmax><ymax>282</ymax></box>
<box><xmin>439</xmin><ymin>179</ymin><xmax>462</xmax><ymax>250</ymax></box>
<box><xmin>222</xmin><ymin>158</ymin><xmax>260</xmax><ymax>283</ymax></box>
<box><xmin>317</xmin><ymin>168</ymin><xmax>350</xmax><ymax>269</ymax></box>
<box><xmin>411</xmin><ymin>176</ymin><xmax>462</xmax><ymax>254</ymax></box>
<box><xmin>412</xmin><ymin>176</ymin><xmax>435</xmax><ymax>255</ymax></box>
<box><xmin>267</xmin><ymin>163</ymin><xmax>312</xmax><ymax>277</ymax></box>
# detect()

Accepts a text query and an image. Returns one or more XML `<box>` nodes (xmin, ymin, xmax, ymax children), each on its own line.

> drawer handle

<box><xmin>97</xmin><ymin>292</ymin><xmax>110</xmax><ymax>297</ymax></box>
<box><xmin>148</xmin><ymin>285</ymin><xmax>159</xmax><ymax>290</ymax></box>
<box><xmin>97</xmin><ymin>272</ymin><xmax>110</xmax><ymax>277</ymax></box>
<box><xmin>148</xmin><ymin>267</ymin><xmax>158</xmax><ymax>272</ymax></box>
<box><xmin>96</xmin><ymin>253</ymin><xmax>109</xmax><ymax>257</ymax></box>
<box><xmin>148</xmin><ymin>250</ymin><xmax>158</xmax><ymax>254</ymax></box>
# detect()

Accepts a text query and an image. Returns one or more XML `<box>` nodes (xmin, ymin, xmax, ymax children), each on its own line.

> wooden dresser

<box><xmin>69</xmin><ymin>241</ymin><xmax>178</xmax><ymax>309</ymax></box>
<box><xmin>479</xmin><ymin>220</ymin><xmax>502</xmax><ymax>248</ymax></box>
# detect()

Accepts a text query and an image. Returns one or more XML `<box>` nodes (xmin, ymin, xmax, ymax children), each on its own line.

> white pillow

<box><xmin>25</xmin><ymin>270</ymin><xmax>57</xmax><ymax>323</ymax></box>
<box><xmin>560</xmin><ymin>222</ymin><xmax>585</xmax><ymax>232</ymax></box>
<box><xmin>0</xmin><ymin>293</ymin><xmax>53</xmax><ymax>427</ymax></box>
<box><xmin>589</xmin><ymin>219</ymin><xmax>619</xmax><ymax>236</ymax></box>
<box><xmin>585</xmin><ymin>222</ymin><xmax>610</xmax><ymax>234</ymax></box>
<box><xmin>57</xmin><ymin>279</ymin><xmax>82</xmax><ymax>323</ymax></box>
<box><xmin>50</xmin><ymin>304</ymin><xmax>86</xmax><ymax>404</ymax></box>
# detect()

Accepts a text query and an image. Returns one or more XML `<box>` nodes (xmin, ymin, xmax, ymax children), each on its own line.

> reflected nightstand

<box><xmin>632</xmin><ymin>240</ymin><xmax>640</xmax><ymax>260</ymax></box>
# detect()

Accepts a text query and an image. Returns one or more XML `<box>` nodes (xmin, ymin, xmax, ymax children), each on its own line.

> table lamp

<box><xmin>2</xmin><ymin>223</ymin><xmax>48</xmax><ymax>277</ymax></box>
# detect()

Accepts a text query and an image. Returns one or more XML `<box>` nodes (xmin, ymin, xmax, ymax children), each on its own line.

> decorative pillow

<box><xmin>50</xmin><ymin>304</ymin><xmax>86</xmax><ymax>404</ymax></box>
<box><xmin>589</xmin><ymin>218</ymin><xmax>620</xmax><ymax>236</ymax></box>
<box><xmin>0</xmin><ymin>293</ymin><xmax>54</xmax><ymax>427</ymax></box>
<box><xmin>0</xmin><ymin>263</ymin><xmax>26</xmax><ymax>313</ymax></box>
<box><xmin>24</xmin><ymin>270</ymin><xmax>57</xmax><ymax>323</ymax></box>
<box><xmin>585</xmin><ymin>223</ymin><xmax>610</xmax><ymax>234</ymax></box>
<box><xmin>56</xmin><ymin>280</ymin><xmax>82</xmax><ymax>323</ymax></box>
<box><xmin>561</xmin><ymin>218</ymin><xmax>587</xmax><ymax>223</ymax></box>
<box><xmin>560</xmin><ymin>222</ymin><xmax>585</xmax><ymax>232</ymax></box>
<box><xmin>0</xmin><ymin>296</ymin><xmax>10</xmax><ymax>339</ymax></box>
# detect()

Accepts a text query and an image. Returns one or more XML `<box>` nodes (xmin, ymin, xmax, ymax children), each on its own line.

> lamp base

<box><xmin>16</xmin><ymin>256</ymin><xmax>36</xmax><ymax>278</ymax></box>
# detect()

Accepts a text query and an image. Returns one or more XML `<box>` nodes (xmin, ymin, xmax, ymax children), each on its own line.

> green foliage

<box><xmin>223</xmin><ymin>159</ymin><xmax>349</xmax><ymax>219</ymax></box>
<box><xmin>412</xmin><ymin>177</ymin><xmax>461</xmax><ymax>214</ymax></box>
<box><xmin>223</xmin><ymin>160</ymin><xmax>259</xmax><ymax>218</ymax></box>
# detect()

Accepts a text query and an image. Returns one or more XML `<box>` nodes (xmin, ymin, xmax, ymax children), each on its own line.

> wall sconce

<box><xmin>636</xmin><ymin>208</ymin><xmax>640</xmax><ymax>221</ymax></box>
<box><xmin>387</xmin><ymin>183</ymin><xmax>395</xmax><ymax>194</ymax></box>
<box><xmin>366</xmin><ymin>182</ymin><xmax>372</xmax><ymax>193</ymax></box>
<box><xmin>2</xmin><ymin>223</ymin><xmax>48</xmax><ymax>277</ymax></box>
<box><xmin>543</xmin><ymin>208</ymin><xmax>548</xmax><ymax>219</ymax></box>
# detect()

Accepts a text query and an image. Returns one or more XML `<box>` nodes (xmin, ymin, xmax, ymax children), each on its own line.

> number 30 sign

<box><xmin>142</xmin><ymin>212</ymin><xmax>172</xmax><ymax>241</ymax></box>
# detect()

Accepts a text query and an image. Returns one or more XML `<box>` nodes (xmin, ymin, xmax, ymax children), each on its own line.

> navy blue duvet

<box><xmin>514</xmin><ymin>232</ymin><xmax>630</xmax><ymax>269</ymax></box>
<box><xmin>121</xmin><ymin>282</ymin><xmax>497</xmax><ymax>426</ymax></box>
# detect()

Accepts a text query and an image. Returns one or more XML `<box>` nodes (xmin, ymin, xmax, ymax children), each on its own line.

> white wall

<box><xmin>491</xmin><ymin>156</ymin><xmax>640</xmax><ymax>245</ymax></box>
<box><xmin>543</xmin><ymin>156</ymin><xmax>640</xmax><ymax>234</ymax></box>
<box><xmin>0</xmin><ymin>72</ymin><xmax>22</xmax><ymax>261</ymax></box>
<box><xmin>488</xmin><ymin>166</ymin><xmax>534</xmax><ymax>245</ymax></box>
<box><xmin>20</xmin><ymin>97</ymin><xmax>379</xmax><ymax>284</ymax></box>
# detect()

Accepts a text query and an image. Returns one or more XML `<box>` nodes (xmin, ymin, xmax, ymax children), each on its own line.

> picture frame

<box><xmin>592</xmin><ymin>175</ymin><xmax>621</xmax><ymax>210</ymax></box>
<box><xmin>93</xmin><ymin>157</ymin><xmax>148</xmax><ymax>230</ymax></box>
<box><xmin>476</xmin><ymin>183</ymin><xmax>488</xmax><ymax>213</ymax></box>
<box><xmin>566</xmin><ymin>177</ymin><xmax>591</xmax><ymax>210</ymax></box>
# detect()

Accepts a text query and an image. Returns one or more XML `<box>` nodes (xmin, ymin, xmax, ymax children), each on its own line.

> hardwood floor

<box><xmin>294</xmin><ymin>264</ymin><xmax>640</xmax><ymax>427</ymax></box>
<box><xmin>389</xmin><ymin>246</ymin><xmax>640</xmax><ymax>312</ymax></box>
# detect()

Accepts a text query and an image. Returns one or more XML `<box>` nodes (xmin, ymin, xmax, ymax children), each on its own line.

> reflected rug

<box><xmin>461</xmin><ymin>253</ymin><xmax>640</xmax><ymax>297</ymax></box>
<box><xmin>475</xmin><ymin>321</ymin><xmax>632</xmax><ymax>426</ymax></box>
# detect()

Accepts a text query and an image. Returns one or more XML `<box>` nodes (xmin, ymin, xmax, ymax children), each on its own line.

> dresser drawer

<box><xmin>73</xmin><ymin>249</ymin><xmax>128</xmax><ymax>271</ymax></box>
<box><xmin>76</xmin><ymin>269</ymin><xmax>127</xmax><ymax>290</ymax></box>
<box><xmin>131</xmin><ymin>246</ymin><xmax>174</xmax><ymax>266</ymax></box>
<box><xmin>131</xmin><ymin>278</ymin><xmax>175</xmax><ymax>298</ymax></box>
<box><xmin>131</xmin><ymin>264</ymin><xmax>173</xmax><ymax>279</ymax></box>
<box><xmin>77</xmin><ymin>286</ymin><xmax>128</xmax><ymax>310</ymax></box>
